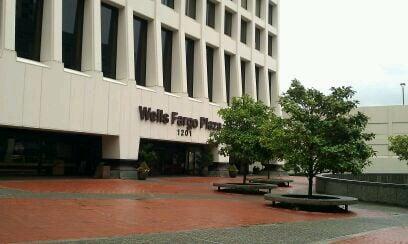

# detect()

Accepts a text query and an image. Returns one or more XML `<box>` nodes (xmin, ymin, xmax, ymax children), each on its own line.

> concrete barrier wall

<box><xmin>316</xmin><ymin>174</ymin><xmax>408</xmax><ymax>207</ymax></box>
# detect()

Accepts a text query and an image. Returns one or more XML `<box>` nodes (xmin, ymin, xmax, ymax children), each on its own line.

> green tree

<box><xmin>269</xmin><ymin>80</ymin><xmax>375</xmax><ymax>197</ymax></box>
<box><xmin>209</xmin><ymin>95</ymin><xmax>280</xmax><ymax>184</ymax></box>
<box><xmin>389</xmin><ymin>135</ymin><xmax>408</xmax><ymax>164</ymax></box>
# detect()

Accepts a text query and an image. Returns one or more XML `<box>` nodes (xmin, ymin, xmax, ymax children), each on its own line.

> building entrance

<box><xmin>139</xmin><ymin>139</ymin><xmax>212</xmax><ymax>176</ymax></box>
<box><xmin>0</xmin><ymin>127</ymin><xmax>101</xmax><ymax>176</ymax></box>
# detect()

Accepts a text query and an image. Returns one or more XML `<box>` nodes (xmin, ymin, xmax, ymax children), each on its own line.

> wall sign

<box><xmin>139</xmin><ymin>106</ymin><xmax>222</xmax><ymax>131</ymax></box>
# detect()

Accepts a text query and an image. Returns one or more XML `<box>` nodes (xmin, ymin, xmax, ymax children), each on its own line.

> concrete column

<box><xmin>270</xmin><ymin>71</ymin><xmax>280</xmax><ymax>113</ymax></box>
<box><xmin>259</xmin><ymin>67</ymin><xmax>270</xmax><ymax>105</ymax></box>
<box><xmin>0</xmin><ymin>0</ymin><xmax>15</xmax><ymax>51</ymax></box>
<box><xmin>41</xmin><ymin>0</ymin><xmax>62</xmax><ymax>62</ymax></box>
<box><xmin>82</xmin><ymin>0</ymin><xmax>102</xmax><ymax>72</ymax></box>
<box><xmin>116</xmin><ymin>6</ymin><xmax>134</xmax><ymax>82</ymax></box>
<box><xmin>172</xmin><ymin>0</ymin><xmax>187</xmax><ymax>95</ymax></box>
<box><xmin>196</xmin><ymin>0</ymin><xmax>208</xmax><ymax>100</ymax></box>
<box><xmin>229</xmin><ymin>54</ymin><xmax>241</xmax><ymax>102</ymax></box>
<box><xmin>146</xmin><ymin>19</ymin><xmax>163</xmax><ymax>88</ymax></box>
<box><xmin>213</xmin><ymin>47</ymin><xmax>227</xmax><ymax>105</ymax></box>
<box><xmin>247</xmin><ymin>61</ymin><xmax>257</xmax><ymax>99</ymax></box>
<box><xmin>193</xmin><ymin>39</ymin><xmax>207</xmax><ymax>99</ymax></box>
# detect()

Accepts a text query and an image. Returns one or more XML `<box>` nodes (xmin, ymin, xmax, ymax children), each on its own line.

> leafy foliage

<box><xmin>389</xmin><ymin>135</ymin><xmax>408</xmax><ymax>164</ymax></box>
<box><xmin>139</xmin><ymin>143</ymin><xmax>158</xmax><ymax>165</ymax></box>
<box><xmin>209</xmin><ymin>95</ymin><xmax>281</xmax><ymax>183</ymax></box>
<box><xmin>266</xmin><ymin>80</ymin><xmax>375</xmax><ymax>196</ymax></box>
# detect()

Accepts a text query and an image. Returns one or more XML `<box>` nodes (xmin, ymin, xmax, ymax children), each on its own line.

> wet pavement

<box><xmin>0</xmin><ymin>176</ymin><xmax>407</xmax><ymax>243</ymax></box>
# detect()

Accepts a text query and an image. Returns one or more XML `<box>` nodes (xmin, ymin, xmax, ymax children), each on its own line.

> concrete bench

<box><xmin>250</xmin><ymin>178</ymin><xmax>294</xmax><ymax>187</ymax></box>
<box><xmin>213</xmin><ymin>183</ymin><xmax>277</xmax><ymax>193</ymax></box>
<box><xmin>264</xmin><ymin>193</ymin><xmax>358</xmax><ymax>211</ymax></box>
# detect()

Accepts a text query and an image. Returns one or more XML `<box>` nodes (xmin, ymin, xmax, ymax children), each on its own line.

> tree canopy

<box><xmin>389</xmin><ymin>135</ymin><xmax>408</xmax><ymax>165</ymax></box>
<box><xmin>263</xmin><ymin>80</ymin><xmax>375</xmax><ymax>196</ymax></box>
<box><xmin>209</xmin><ymin>95</ymin><xmax>281</xmax><ymax>183</ymax></box>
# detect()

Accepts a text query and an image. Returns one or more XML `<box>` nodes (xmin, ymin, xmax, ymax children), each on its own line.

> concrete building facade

<box><xmin>0</xmin><ymin>0</ymin><xmax>279</xmax><ymax>176</ymax></box>
<box><xmin>358</xmin><ymin>106</ymin><xmax>408</xmax><ymax>173</ymax></box>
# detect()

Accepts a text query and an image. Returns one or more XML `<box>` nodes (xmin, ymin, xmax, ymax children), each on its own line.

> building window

<box><xmin>241</xmin><ymin>60</ymin><xmax>246</xmax><ymax>95</ymax></box>
<box><xmin>240</xmin><ymin>19</ymin><xmax>247</xmax><ymax>44</ymax></box>
<box><xmin>15</xmin><ymin>0</ymin><xmax>44</xmax><ymax>61</ymax></box>
<box><xmin>224</xmin><ymin>11</ymin><xmax>232</xmax><ymax>36</ymax></box>
<box><xmin>268</xmin><ymin>70</ymin><xmax>273</xmax><ymax>102</ymax></box>
<box><xmin>268</xmin><ymin>34</ymin><xmax>272</xmax><ymax>57</ymax></box>
<box><xmin>101</xmin><ymin>3</ymin><xmax>118</xmax><ymax>79</ymax></box>
<box><xmin>268</xmin><ymin>4</ymin><xmax>274</xmax><ymax>26</ymax></box>
<box><xmin>224</xmin><ymin>54</ymin><xmax>231</xmax><ymax>105</ymax></box>
<box><xmin>62</xmin><ymin>0</ymin><xmax>84</xmax><ymax>71</ymax></box>
<box><xmin>206</xmin><ymin>46</ymin><xmax>214</xmax><ymax>102</ymax></box>
<box><xmin>134</xmin><ymin>16</ymin><xmax>148</xmax><ymax>86</ymax></box>
<box><xmin>256</xmin><ymin>0</ymin><xmax>262</xmax><ymax>18</ymax></box>
<box><xmin>241</xmin><ymin>0</ymin><xmax>248</xmax><ymax>9</ymax></box>
<box><xmin>255</xmin><ymin>66</ymin><xmax>260</xmax><ymax>100</ymax></box>
<box><xmin>255</xmin><ymin>27</ymin><xmax>261</xmax><ymax>51</ymax></box>
<box><xmin>206</xmin><ymin>1</ymin><xmax>215</xmax><ymax>28</ymax></box>
<box><xmin>185</xmin><ymin>0</ymin><xmax>196</xmax><ymax>19</ymax></box>
<box><xmin>162</xmin><ymin>0</ymin><xmax>174</xmax><ymax>9</ymax></box>
<box><xmin>185</xmin><ymin>38</ymin><xmax>195</xmax><ymax>98</ymax></box>
<box><xmin>162</xmin><ymin>28</ymin><xmax>173</xmax><ymax>93</ymax></box>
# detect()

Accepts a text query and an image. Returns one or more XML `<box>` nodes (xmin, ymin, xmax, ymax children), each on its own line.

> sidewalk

<box><xmin>0</xmin><ymin>176</ymin><xmax>407</xmax><ymax>243</ymax></box>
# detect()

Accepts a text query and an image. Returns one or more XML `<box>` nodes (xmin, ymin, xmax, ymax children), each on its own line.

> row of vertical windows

<box><xmin>14</xmin><ymin>0</ymin><xmax>273</xmax><ymax>104</ymax></box>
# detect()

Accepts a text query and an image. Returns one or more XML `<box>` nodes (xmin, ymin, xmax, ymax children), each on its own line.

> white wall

<box><xmin>358</xmin><ymin>106</ymin><xmax>408</xmax><ymax>173</ymax></box>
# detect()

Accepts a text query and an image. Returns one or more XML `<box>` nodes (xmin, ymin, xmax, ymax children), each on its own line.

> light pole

<box><xmin>401</xmin><ymin>83</ymin><xmax>406</xmax><ymax>106</ymax></box>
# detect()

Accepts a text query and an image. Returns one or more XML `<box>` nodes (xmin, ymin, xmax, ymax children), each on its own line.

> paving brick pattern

<box><xmin>0</xmin><ymin>177</ymin><xmax>407</xmax><ymax>243</ymax></box>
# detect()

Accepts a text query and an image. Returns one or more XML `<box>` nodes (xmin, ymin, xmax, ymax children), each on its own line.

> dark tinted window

<box><xmin>256</xmin><ymin>0</ymin><xmax>262</xmax><ymax>18</ymax></box>
<box><xmin>268</xmin><ymin>4</ymin><xmax>273</xmax><ymax>25</ymax></box>
<box><xmin>206</xmin><ymin>46</ymin><xmax>214</xmax><ymax>102</ymax></box>
<box><xmin>268</xmin><ymin>71</ymin><xmax>273</xmax><ymax>102</ymax></box>
<box><xmin>224</xmin><ymin>54</ymin><xmax>231</xmax><ymax>105</ymax></box>
<box><xmin>241</xmin><ymin>0</ymin><xmax>247</xmax><ymax>9</ymax></box>
<box><xmin>255</xmin><ymin>27</ymin><xmax>261</xmax><ymax>51</ymax></box>
<box><xmin>134</xmin><ymin>16</ymin><xmax>148</xmax><ymax>86</ymax></box>
<box><xmin>185</xmin><ymin>0</ymin><xmax>196</xmax><ymax>19</ymax></box>
<box><xmin>241</xmin><ymin>60</ymin><xmax>246</xmax><ymax>95</ymax></box>
<box><xmin>224</xmin><ymin>11</ymin><xmax>232</xmax><ymax>36</ymax></box>
<box><xmin>15</xmin><ymin>0</ymin><xmax>44</xmax><ymax>61</ymax></box>
<box><xmin>62</xmin><ymin>0</ymin><xmax>84</xmax><ymax>71</ymax></box>
<box><xmin>255</xmin><ymin>66</ymin><xmax>260</xmax><ymax>100</ymax></box>
<box><xmin>162</xmin><ymin>28</ymin><xmax>173</xmax><ymax>93</ymax></box>
<box><xmin>101</xmin><ymin>3</ymin><xmax>118</xmax><ymax>79</ymax></box>
<box><xmin>162</xmin><ymin>0</ymin><xmax>174</xmax><ymax>9</ymax></box>
<box><xmin>185</xmin><ymin>38</ymin><xmax>195</xmax><ymax>98</ymax></box>
<box><xmin>206</xmin><ymin>1</ymin><xmax>215</xmax><ymax>28</ymax></box>
<box><xmin>268</xmin><ymin>35</ymin><xmax>272</xmax><ymax>56</ymax></box>
<box><xmin>240</xmin><ymin>19</ymin><xmax>247</xmax><ymax>44</ymax></box>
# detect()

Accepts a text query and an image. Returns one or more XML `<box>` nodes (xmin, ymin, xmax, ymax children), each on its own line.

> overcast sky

<box><xmin>279</xmin><ymin>0</ymin><xmax>408</xmax><ymax>106</ymax></box>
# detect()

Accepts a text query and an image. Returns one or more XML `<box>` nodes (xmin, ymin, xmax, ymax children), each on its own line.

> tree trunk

<box><xmin>243</xmin><ymin>162</ymin><xmax>248</xmax><ymax>184</ymax></box>
<box><xmin>267</xmin><ymin>167</ymin><xmax>270</xmax><ymax>179</ymax></box>
<box><xmin>308</xmin><ymin>175</ymin><xmax>314</xmax><ymax>198</ymax></box>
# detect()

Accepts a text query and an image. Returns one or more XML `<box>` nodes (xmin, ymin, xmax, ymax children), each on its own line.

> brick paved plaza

<box><xmin>0</xmin><ymin>176</ymin><xmax>407</xmax><ymax>243</ymax></box>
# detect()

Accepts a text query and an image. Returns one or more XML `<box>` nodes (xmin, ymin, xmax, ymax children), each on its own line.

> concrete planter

<box><xmin>316</xmin><ymin>173</ymin><xmax>408</xmax><ymax>207</ymax></box>
<box><xmin>264</xmin><ymin>193</ymin><xmax>358</xmax><ymax>211</ymax></box>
